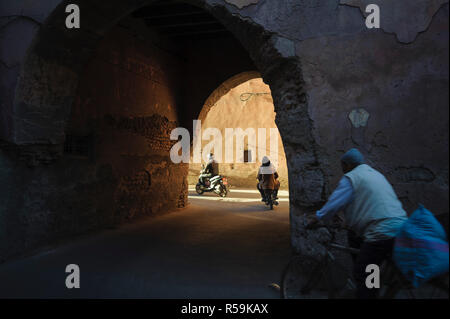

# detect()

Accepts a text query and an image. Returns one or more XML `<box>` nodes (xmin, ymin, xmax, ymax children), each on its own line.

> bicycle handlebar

<box><xmin>306</xmin><ymin>220</ymin><xmax>358</xmax><ymax>254</ymax></box>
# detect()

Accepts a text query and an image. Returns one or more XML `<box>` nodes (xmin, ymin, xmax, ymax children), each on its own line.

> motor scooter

<box><xmin>195</xmin><ymin>164</ymin><xmax>229</xmax><ymax>197</ymax></box>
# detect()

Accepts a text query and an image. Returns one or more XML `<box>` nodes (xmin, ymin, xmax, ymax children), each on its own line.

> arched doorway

<box><xmin>189</xmin><ymin>74</ymin><xmax>289</xmax><ymax>191</ymax></box>
<box><xmin>1</xmin><ymin>0</ymin><xmax>326</xmax><ymax>263</ymax></box>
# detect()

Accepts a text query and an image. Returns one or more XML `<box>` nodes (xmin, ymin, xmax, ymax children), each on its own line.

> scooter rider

<box><xmin>200</xmin><ymin>153</ymin><xmax>219</xmax><ymax>188</ymax></box>
<box><xmin>257</xmin><ymin>156</ymin><xmax>280</xmax><ymax>202</ymax></box>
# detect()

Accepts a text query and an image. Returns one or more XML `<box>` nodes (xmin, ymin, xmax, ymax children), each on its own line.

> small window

<box><xmin>64</xmin><ymin>134</ymin><xmax>92</xmax><ymax>158</ymax></box>
<box><xmin>244</xmin><ymin>149</ymin><xmax>252</xmax><ymax>163</ymax></box>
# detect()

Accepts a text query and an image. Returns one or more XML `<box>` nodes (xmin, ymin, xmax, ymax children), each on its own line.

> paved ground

<box><xmin>0</xmin><ymin>188</ymin><xmax>291</xmax><ymax>298</ymax></box>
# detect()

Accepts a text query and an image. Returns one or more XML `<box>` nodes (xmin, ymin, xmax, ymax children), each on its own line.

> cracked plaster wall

<box><xmin>212</xmin><ymin>0</ymin><xmax>449</xmax><ymax>255</ymax></box>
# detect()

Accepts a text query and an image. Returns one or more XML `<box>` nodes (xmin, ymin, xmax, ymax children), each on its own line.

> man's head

<box><xmin>340</xmin><ymin>148</ymin><xmax>364</xmax><ymax>173</ymax></box>
<box><xmin>208</xmin><ymin>153</ymin><xmax>214</xmax><ymax>162</ymax></box>
<box><xmin>262</xmin><ymin>156</ymin><xmax>271</xmax><ymax>166</ymax></box>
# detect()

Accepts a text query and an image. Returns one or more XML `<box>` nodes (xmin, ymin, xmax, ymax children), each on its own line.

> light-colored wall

<box><xmin>188</xmin><ymin>78</ymin><xmax>288</xmax><ymax>189</ymax></box>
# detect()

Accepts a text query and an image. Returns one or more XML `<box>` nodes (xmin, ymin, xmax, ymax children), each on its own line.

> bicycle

<box><xmin>280</xmin><ymin>223</ymin><xmax>449</xmax><ymax>299</ymax></box>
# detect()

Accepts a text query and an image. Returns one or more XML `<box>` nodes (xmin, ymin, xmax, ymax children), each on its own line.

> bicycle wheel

<box><xmin>280</xmin><ymin>255</ymin><xmax>329</xmax><ymax>299</ymax></box>
<box><xmin>384</xmin><ymin>273</ymin><xmax>449</xmax><ymax>299</ymax></box>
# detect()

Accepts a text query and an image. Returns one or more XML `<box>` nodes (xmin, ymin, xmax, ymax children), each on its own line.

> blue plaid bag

<box><xmin>393</xmin><ymin>205</ymin><xmax>449</xmax><ymax>288</ymax></box>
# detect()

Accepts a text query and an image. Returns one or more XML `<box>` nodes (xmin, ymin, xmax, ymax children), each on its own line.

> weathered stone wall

<box><xmin>0</xmin><ymin>1</ymin><xmax>59</xmax><ymax>141</ymax></box>
<box><xmin>207</xmin><ymin>0</ymin><xmax>449</xmax><ymax>256</ymax></box>
<box><xmin>302</xmin><ymin>8</ymin><xmax>449</xmax><ymax>217</ymax></box>
<box><xmin>67</xmin><ymin>20</ymin><xmax>189</xmax><ymax>220</ymax></box>
<box><xmin>0</xmin><ymin>15</ymin><xmax>189</xmax><ymax>261</ymax></box>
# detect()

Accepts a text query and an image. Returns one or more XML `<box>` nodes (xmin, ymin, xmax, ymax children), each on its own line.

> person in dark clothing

<box><xmin>257</xmin><ymin>156</ymin><xmax>280</xmax><ymax>202</ymax></box>
<box><xmin>200</xmin><ymin>153</ymin><xmax>219</xmax><ymax>187</ymax></box>
<box><xmin>347</xmin><ymin>231</ymin><xmax>395</xmax><ymax>298</ymax></box>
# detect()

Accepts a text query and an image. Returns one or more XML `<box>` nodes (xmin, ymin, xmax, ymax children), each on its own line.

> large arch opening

<box><xmin>62</xmin><ymin>1</ymin><xmax>259</xmax><ymax>224</ymax></box>
<box><xmin>186</xmin><ymin>74</ymin><xmax>290</xmax><ymax>230</ymax></box>
<box><xmin>2</xmin><ymin>0</ymin><xmax>326</xmax><ymax>272</ymax></box>
<box><xmin>188</xmin><ymin>75</ymin><xmax>289</xmax><ymax>190</ymax></box>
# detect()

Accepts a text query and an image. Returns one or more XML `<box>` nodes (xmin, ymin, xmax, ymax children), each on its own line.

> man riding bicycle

<box><xmin>307</xmin><ymin>148</ymin><xmax>408</xmax><ymax>299</ymax></box>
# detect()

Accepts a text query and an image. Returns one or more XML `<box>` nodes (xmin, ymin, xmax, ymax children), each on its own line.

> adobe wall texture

<box><xmin>0</xmin><ymin>17</ymin><xmax>189</xmax><ymax>261</ymax></box>
<box><xmin>188</xmin><ymin>78</ymin><xmax>289</xmax><ymax>189</ymax></box>
<box><xmin>0</xmin><ymin>0</ymin><xmax>448</xmax><ymax>262</ymax></box>
<box><xmin>68</xmin><ymin>19</ymin><xmax>189</xmax><ymax>220</ymax></box>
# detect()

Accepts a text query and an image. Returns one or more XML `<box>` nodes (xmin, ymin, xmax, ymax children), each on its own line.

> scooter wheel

<box><xmin>220</xmin><ymin>186</ymin><xmax>228</xmax><ymax>197</ymax></box>
<box><xmin>195</xmin><ymin>184</ymin><xmax>204</xmax><ymax>195</ymax></box>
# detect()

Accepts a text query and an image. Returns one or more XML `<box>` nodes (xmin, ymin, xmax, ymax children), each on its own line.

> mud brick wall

<box><xmin>67</xmin><ymin>21</ymin><xmax>189</xmax><ymax>222</ymax></box>
<box><xmin>0</xmin><ymin>18</ymin><xmax>189</xmax><ymax>261</ymax></box>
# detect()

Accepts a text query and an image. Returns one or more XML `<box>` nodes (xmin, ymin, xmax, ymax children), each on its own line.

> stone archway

<box><xmin>3</xmin><ymin>0</ymin><xmax>329</xmax><ymax>260</ymax></box>
<box><xmin>190</xmin><ymin>72</ymin><xmax>290</xmax><ymax>189</ymax></box>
